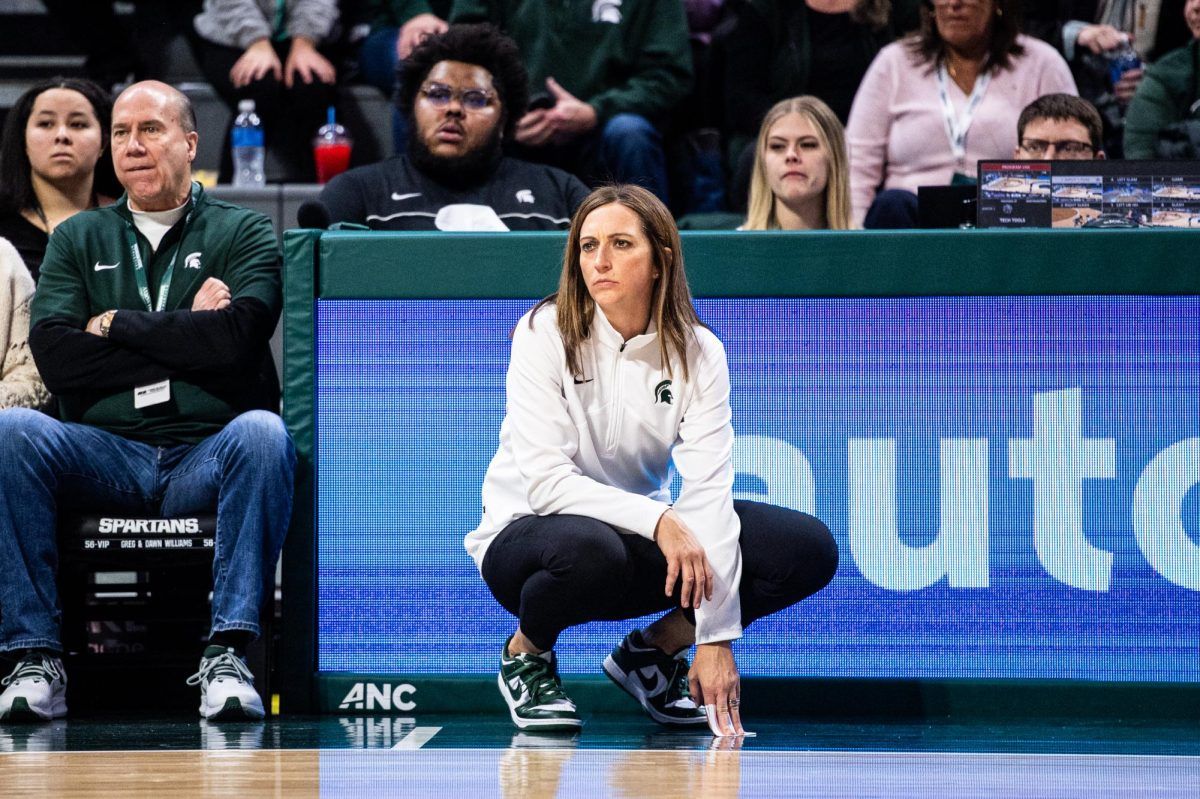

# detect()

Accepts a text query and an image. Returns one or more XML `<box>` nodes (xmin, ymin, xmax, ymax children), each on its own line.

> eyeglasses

<box><xmin>1018</xmin><ymin>139</ymin><xmax>1096</xmax><ymax>156</ymax></box>
<box><xmin>419</xmin><ymin>83</ymin><xmax>495</xmax><ymax>111</ymax></box>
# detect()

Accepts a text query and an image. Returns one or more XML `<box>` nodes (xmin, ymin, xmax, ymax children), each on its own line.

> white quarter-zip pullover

<box><xmin>466</xmin><ymin>304</ymin><xmax>743</xmax><ymax>644</ymax></box>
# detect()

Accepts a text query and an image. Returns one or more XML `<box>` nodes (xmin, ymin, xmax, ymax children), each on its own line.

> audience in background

<box><xmin>1123</xmin><ymin>0</ymin><xmax>1200</xmax><ymax>158</ymax></box>
<box><xmin>320</xmin><ymin>24</ymin><xmax>589</xmax><ymax>230</ymax></box>
<box><xmin>724</xmin><ymin>0</ymin><xmax>920</xmax><ymax>212</ymax></box>
<box><xmin>0</xmin><ymin>238</ymin><xmax>49</xmax><ymax>412</ymax></box>
<box><xmin>846</xmin><ymin>0</ymin><xmax>1076</xmax><ymax>229</ymax></box>
<box><xmin>0</xmin><ymin>78</ymin><xmax>117</xmax><ymax>282</ymax></box>
<box><xmin>10</xmin><ymin>0</ymin><xmax>1188</xmax><ymax>224</ymax></box>
<box><xmin>1015</xmin><ymin>93</ymin><xmax>1106</xmax><ymax>159</ymax></box>
<box><xmin>39</xmin><ymin>0</ymin><xmax>202</xmax><ymax>90</ymax></box>
<box><xmin>448</xmin><ymin>0</ymin><xmax>694</xmax><ymax>204</ymax></box>
<box><xmin>1023</xmin><ymin>1</ymin><xmax>1188</xmax><ymax>66</ymax></box>
<box><xmin>743</xmin><ymin>96</ymin><xmax>852</xmax><ymax>230</ymax></box>
<box><xmin>191</xmin><ymin>0</ymin><xmax>343</xmax><ymax>182</ymax></box>
<box><xmin>1020</xmin><ymin>1</ymin><xmax>1190</xmax><ymax>157</ymax></box>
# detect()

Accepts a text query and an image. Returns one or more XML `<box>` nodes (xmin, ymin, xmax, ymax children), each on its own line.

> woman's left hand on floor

<box><xmin>690</xmin><ymin>641</ymin><xmax>747</xmax><ymax>737</ymax></box>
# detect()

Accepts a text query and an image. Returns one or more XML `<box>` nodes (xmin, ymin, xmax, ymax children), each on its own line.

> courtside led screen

<box><xmin>316</xmin><ymin>297</ymin><xmax>1200</xmax><ymax>680</ymax></box>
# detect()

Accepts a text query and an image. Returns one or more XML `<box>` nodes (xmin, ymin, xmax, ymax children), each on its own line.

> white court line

<box><xmin>391</xmin><ymin>726</ymin><xmax>442</xmax><ymax>750</ymax></box>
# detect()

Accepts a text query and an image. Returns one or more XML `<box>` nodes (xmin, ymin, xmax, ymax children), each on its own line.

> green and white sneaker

<box><xmin>0</xmin><ymin>651</ymin><xmax>67</xmax><ymax>722</ymax></box>
<box><xmin>497</xmin><ymin>638</ymin><xmax>581</xmax><ymax>730</ymax></box>
<box><xmin>603</xmin><ymin>630</ymin><xmax>706</xmax><ymax>725</ymax></box>
<box><xmin>186</xmin><ymin>646</ymin><xmax>265</xmax><ymax>721</ymax></box>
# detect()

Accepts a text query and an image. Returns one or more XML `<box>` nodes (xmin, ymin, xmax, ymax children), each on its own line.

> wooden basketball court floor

<box><xmin>1</xmin><ymin>714</ymin><xmax>1198</xmax><ymax>798</ymax></box>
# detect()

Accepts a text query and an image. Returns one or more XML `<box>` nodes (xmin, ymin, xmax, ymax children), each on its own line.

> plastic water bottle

<box><xmin>231</xmin><ymin>99</ymin><xmax>265</xmax><ymax>188</ymax></box>
<box><xmin>1108</xmin><ymin>40</ymin><xmax>1142</xmax><ymax>87</ymax></box>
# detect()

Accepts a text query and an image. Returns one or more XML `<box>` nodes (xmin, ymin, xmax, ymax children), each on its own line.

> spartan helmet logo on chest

<box><xmin>653</xmin><ymin>379</ymin><xmax>672</xmax><ymax>405</ymax></box>
<box><xmin>184</xmin><ymin>251</ymin><xmax>203</xmax><ymax>270</ymax></box>
<box><xmin>592</xmin><ymin>0</ymin><xmax>622</xmax><ymax>24</ymax></box>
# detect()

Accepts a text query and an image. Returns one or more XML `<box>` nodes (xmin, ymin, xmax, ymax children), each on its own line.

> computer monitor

<box><xmin>976</xmin><ymin>160</ymin><xmax>1200</xmax><ymax>229</ymax></box>
<box><xmin>918</xmin><ymin>185</ymin><xmax>976</xmax><ymax>228</ymax></box>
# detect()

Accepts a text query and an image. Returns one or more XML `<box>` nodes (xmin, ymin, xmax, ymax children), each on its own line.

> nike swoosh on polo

<box><xmin>573</xmin><ymin>377</ymin><xmax>594</xmax><ymax>384</ymax></box>
<box><xmin>94</xmin><ymin>262</ymin><xmax>120</xmax><ymax>271</ymax></box>
<box><xmin>391</xmin><ymin>192</ymin><xmax>421</xmax><ymax>201</ymax></box>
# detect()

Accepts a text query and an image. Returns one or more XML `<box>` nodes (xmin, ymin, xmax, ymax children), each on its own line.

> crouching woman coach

<box><xmin>465</xmin><ymin>184</ymin><xmax>838</xmax><ymax>736</ymax></box>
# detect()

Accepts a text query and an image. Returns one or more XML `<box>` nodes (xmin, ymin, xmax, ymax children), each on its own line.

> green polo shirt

<box><xmin>450</xmin><ymin>0</ymin><xmax>693</xmax><ymax>125</ymax></box>
<box><xmin>31</xmin><ymin>185</ymin><xmax>281</xmax><ymax>445</ymax></box>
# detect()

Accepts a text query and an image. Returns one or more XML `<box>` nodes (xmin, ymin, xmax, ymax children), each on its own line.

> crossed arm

<box><xmin>29</xmin><ymin>215</ymin><xmax>281</xmax><ymax>394</ymax></box>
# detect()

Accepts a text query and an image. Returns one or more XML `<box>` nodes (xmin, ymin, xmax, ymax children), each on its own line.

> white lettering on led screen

<box><xmin>735</xmin><ymin>388</ymin><xmax>1198</xmax><ymax>593</ymax></box>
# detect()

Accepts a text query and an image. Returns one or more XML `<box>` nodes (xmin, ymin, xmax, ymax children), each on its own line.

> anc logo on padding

<box><xmin>654</xmin><ymin>379</ymin><xmax>673</xmax><ymax>405</ymax></box>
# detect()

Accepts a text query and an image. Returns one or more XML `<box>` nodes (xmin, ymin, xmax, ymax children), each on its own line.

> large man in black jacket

<box><xmin>320</xmin><ymin>24</ymin><xmax>590</xmax><ymax>231</ymax></box>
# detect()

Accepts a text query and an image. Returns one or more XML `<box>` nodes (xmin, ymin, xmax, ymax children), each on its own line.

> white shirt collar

<box><xmin>591</xmin><ymin>304</ymin><xmax>658</xmax><ymax>351</ymax></box>
<box><xmin>128</xmin><ymin>199</ymin><xmax>188</xmax><ymax>252</ymax></box>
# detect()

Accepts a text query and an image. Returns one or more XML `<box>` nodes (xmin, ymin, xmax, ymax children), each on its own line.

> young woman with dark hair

<box><xmin>0</xmin><ymin>78</ymin><xmax>116</xmax><ymax>281</ymax></box>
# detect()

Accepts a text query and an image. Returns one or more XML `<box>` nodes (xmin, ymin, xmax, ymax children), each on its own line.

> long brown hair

<box><xmin>744</xmin><ymin>96</ymin><xmax>852</xmax><ymax>231</ymax></box>
<box><xmin>531</xmin><ymin>185</ymin><xmax>702</xmax><ymax>381</ymax></box>
<box><xmin>908</xmin><ymin>0</ymin><xmax>1024</xmax><ymax>72</ymax></box>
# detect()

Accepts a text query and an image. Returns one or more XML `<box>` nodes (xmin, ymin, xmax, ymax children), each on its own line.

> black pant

<box><xmin>191</xmin><ymin>36</ymin><xmax>337</xmax><ymax>183</ymax></box>
<box><xmin>480</xmin><ymin>500</ymin><xmax>839</xmax><ymax>651</ymax></box>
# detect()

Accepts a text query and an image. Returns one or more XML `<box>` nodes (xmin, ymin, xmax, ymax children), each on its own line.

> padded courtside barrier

<box><xmin>280</xmin><ymin>229</ymin><xmax>1200</xmax><ymax>715</ymax></box>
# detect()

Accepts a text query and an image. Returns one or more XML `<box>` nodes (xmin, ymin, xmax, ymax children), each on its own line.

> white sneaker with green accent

<box><xmin>0</xmin><ymin>651</ymin><xmax>67</xmax><ymax>722</ymax></box>
<box><xmin>187</xmin><ymin>646</ymin><xmax>265</xmax><ymax>721</ymax></box>
<box><xmin>498</xmin><ymin>638</ymin><xmax>581</xmax><ymax>730</ymax></box>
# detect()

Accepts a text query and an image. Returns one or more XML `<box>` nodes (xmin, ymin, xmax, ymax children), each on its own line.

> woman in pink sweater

<box><xmin>846</xmin><ymin>0</ymin><xmax>1076</xmax><ymax>227</ymax></box>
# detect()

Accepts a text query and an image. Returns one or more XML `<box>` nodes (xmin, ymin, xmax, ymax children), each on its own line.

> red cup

<box><xmin>314</xmin><ymin>142</ymin><xmax>352</xmax><ymax>184</ymax></box>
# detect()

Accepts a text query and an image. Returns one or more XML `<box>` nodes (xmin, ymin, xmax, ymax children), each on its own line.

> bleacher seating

<box><xmin>0</xmin><ymin>1</ymin><xmax>394</xmax><ymax>176</ymax></box>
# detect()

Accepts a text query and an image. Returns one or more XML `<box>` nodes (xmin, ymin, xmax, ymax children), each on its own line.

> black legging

<box><xmin>480</xmin><ymin>500</ymin><xmax>839</xmax><ymax>651</ymax></box>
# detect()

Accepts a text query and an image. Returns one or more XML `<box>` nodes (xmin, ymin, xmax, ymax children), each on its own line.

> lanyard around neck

<box><xmin>936</xmin><ymin>62</ymin><xmax>991</xmax><ymax>168</ymax></box>
<box><xmin>123</xmin><ymin>183</ymin><xmax>198</xmax><ymax>313</ymax></box>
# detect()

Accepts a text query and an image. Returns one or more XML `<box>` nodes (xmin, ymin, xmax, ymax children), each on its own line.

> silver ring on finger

<box><xmin>728</xmin><ymin>698</ymin><xmax>740</xmax><ymax>708</ymax></box>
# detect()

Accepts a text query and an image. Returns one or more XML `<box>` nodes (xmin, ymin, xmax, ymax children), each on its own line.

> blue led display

<box><xmin>316</xmin><ymin>297</ymin><xmax>1200</xmax><ymax>679</ymax></box>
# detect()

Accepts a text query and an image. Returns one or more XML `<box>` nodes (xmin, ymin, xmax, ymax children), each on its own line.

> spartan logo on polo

<box><xmin>515</xmin><ymin>189</ymin><xmax>535</xmax><ymax>204</ymax></box>
<box><xmin>592</xmin><ymin>0</ymin><xmax>622</xmax><ymax>24</ymax></box>
<box><xmin>654</xmin><ymin>379</ymin><xmax>673</xmax><ymax>405</ymax></box>
<box><xmin>184</xmin><ymin>251</ymin><xmax>203</xmax><ymax>270</ymax></box>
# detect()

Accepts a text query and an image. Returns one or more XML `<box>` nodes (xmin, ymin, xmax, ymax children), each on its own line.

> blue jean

<box><xmin>0</xmin><ymin>409</ymin><xmax>295</xmax><ymax>653</ymax></box>
<box><xmin>358</xmin><ymin>26</ymin><xmax>410</xmax><ymax>154</ymax></box>
<box><xmin>863</xmin><ymin>188</ymin><xmax>919</xmax><ymax>229</ymax></box>
<box><xmin>598</xmin><ymin>114</ymin><xmax>670</xmax><ymax>204</ymax></box>
<box><xmin>518</xmin><ymin>112</ymin><xmax>670</xmax><ymax>204</ymax></box>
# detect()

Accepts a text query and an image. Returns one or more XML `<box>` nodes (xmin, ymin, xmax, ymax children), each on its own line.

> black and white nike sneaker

<box><xmin>602</xmin><ymin>630</ymin><xmax>706</xmax><ymax>725</ymax></box>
